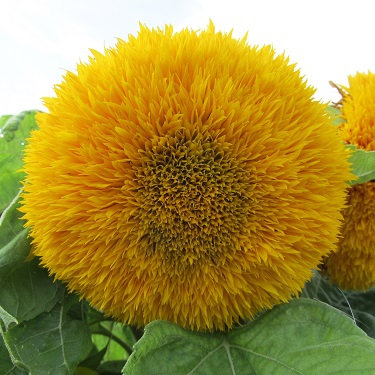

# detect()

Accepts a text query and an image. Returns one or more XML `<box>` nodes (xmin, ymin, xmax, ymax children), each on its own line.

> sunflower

<box><xmin>339</xmin><ymin>71</ymin><xmax>375</xmax><ymax>151</ymax></box>
<box><xmin>326</xmin><ymin>71</ymin><xmax>375</xmax><ymax>291</ymax></box>
<box><xmin>21</xmin><ymin>23</ymin><xmax>351</xmax><ymax>331</ymax></box>
<box><xmin>326</xmin><ymin>182</ymin><xmax>375</xmax><ymax>290</ymax></box>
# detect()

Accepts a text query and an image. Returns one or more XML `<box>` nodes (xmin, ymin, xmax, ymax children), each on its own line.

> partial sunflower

<box><xmin>339</xmin><ymin>71</ymin><xmax>375</xmax><ymax>151</ymax></box>
<box><xmin>21</xmin><ymin>23</ymin><xmax>351</xmax><ymax>331</ymax></box>
<box><xmin>326</xmin><ymin>71</ymin><xmax>375</xmax><ymax>291</ymax></box>
<box><xmin>325</xmin><ymin>182</ymin><xmax>375</xmax><ymax>290</ymax></box>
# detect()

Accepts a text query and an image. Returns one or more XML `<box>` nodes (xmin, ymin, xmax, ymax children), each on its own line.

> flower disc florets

<box><xmin>21</xmin><ymin>23</ymin><xmax>351</xmax><ymax>331</ymax></box>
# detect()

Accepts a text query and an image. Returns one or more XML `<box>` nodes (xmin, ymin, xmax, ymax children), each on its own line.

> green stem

<box><xmin>91</xmin><ymin>325</ymin><xmax>133</xmax><ymax>354</ymax></box>
<box><xmin>88</xmin><ymin>318</ymin><xmax>113</xmax><ymax>326</ymax></box>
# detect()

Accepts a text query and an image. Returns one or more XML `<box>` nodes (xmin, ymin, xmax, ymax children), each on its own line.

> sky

<box><xmin>0</xmin><ymin>0</ymin><xmax>374</xmax><ymax>115</ymax></box>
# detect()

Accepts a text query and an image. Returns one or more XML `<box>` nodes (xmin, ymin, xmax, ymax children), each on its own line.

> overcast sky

<box><xmin>1</xmin><ymin>0</ymin><xmax>374</xmax><ymax>114</ymax></box>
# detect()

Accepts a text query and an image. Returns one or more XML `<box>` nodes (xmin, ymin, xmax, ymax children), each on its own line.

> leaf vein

<box><xmin>186</xmin><ymin>343</ymin><xmax>224</xmax><ymax>375</ymax></box>
<box><xmin>229</xmin><ymin>344</ymin><xmax>304</xmax><ymax>375</ymax></box>
<box><xmin>58</xmin><ymin>303</ymin><xmax>69</xmax><ymax>373</ymax></box>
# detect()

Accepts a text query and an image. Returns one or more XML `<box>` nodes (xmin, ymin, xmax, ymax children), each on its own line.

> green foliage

<box><xmin>91</xmin><ymin>322</ymin><xmax>132</xmax><ymax>361</ymax></box>
<box><xmin>0</xmin><ymin>193</ymin><xmax>65</xmax><ymax>330</ymax></box>
<box><xmin>123</xmin><ymin>298</ymin><xmax>375</xmax><ymax>375</ymax></box>
<box><xmin>0</xmin><ymin>110</ymin><xmax>39</xmax><ymax>213</ymax></box>
<box><xmin>0</xmin><ymin>192</ymin><xmax>30</xmax><ymax>268</ymax></box>
<box><xmin>302</xmin><ymin>271</ymin><xmax>375</xmax><ymax>339</ymax></box>
<box><xmin>2</xmin><ymin>299</ymin><xmax>92</xmax><ymax>375</ymax></box>
<box><xmin>0</xmin><ymin>191</ymin><xmax>92</xmax><ymax>374</ymax></box>
<box><xmin>326</xmin><ymin>105</ymin><xmax>345</xmax><ymax>126</ymax></box>
<box><xmin>0</xmin><ymin>334</ymin><xmax>28</xmax><ymax>375</ymax></box>
<box><xmin>0</xmin><ymin>255</ymin><xmax>65</xmax><ymax>328</ymax></box>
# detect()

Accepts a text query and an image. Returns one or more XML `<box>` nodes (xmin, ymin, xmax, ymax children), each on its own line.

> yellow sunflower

<box><xmin>21</xmin><ymin>23</ymin><xmax>351</xmax><ymax>331</ymax></box>
<box><xmin>339</xmin><ymin>71</ymin><xmax>375</xmax><ymax>151</ymax></box>
<box><xmin>326</xmin><ymin>71</ymin><xmax>375</xmax><ymax>291</ymax></box>
<box><xmin>326</xmin><ymin>182</ymin><xmax>375</xmax><ymax>290</ymax></box>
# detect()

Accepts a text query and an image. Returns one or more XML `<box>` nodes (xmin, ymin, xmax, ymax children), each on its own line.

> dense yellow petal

<box><xmin>340</xmin><ymin>71</ymin><xmax>375</xmax><ymax>151</ymax></box>
<box><xmin>326</xmin><ymin>71</ymin><xmax>375</xmax><ymax>291</ymax></box>
<box><xmin>21</xmin><ymin>23</ymin><xmax>351</xmax><ymax>331</ymax></box>
<box><xmin>326</xmin><ymin>182</ymin><xmax>375</xmax><ymax>290</ymax></box>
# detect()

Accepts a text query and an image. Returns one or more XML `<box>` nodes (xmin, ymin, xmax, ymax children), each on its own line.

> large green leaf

<box><xmin>3</xmin><ymin>298</ymin><xmax>93</xmax><ymax>375</ymax></box>
<box><xmin>123</xmin><ymin>298</ymin><xmax>375</xmax><ymax>375</ymax></box>
<box><xmin>0</xmin><ymin>110</ymin><xmax>39</xmax><ymax>213</ymax></box>
<box><xmin>0</xmin><ymin>333</ymin><xmax>28</xmax><ymax>375</ymax></box>
<box><xmin>0</xmin><ymin>193</ymin><xmax>31</xmax><ymax>268</ymax></box>
<box><xmin>0</xmin><ymin>257</ymin><xmax>65</xmax><ymax>330</ymax></box>
<box><xmin>0</xmin><ymin>194</ymin><xmax>64</xmax><ymax>329</ymax></box>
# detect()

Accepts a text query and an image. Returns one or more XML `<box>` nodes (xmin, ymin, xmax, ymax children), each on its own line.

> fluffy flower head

<box><xmin>326</xmin><ymin>71</ymin><xmax>375</xmax><ymax>290</ymax></box>
<box><xmin>339</xmin><ymin>71</ymin><xmax>375</xmax><ymax>150</ymax></box>
<box><xmin>21</xmin><ymin>23</ymin><xmax>351</xmax><ymax>331</ymax></box>
<box><xmin>326</xmin><ymin>182</ymin><xmax>375</xmax><ymax>290</ymax></box>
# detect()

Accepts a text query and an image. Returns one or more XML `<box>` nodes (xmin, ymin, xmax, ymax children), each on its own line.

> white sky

<box><xmin>1</xmin><ymin>0</ymin><xmax>374</xmax><ymax>114</ymax></box>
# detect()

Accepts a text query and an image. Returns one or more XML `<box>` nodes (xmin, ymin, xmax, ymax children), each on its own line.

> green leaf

<box><xmin>123</xmin><ymin>298</ymin><xmax>375</xmax><ymax>375</ymax></box>
<box><xmin>346</xmin><ymin>289</ymin><xmax>375</xmax><ymax>317</ymax></box>
<box><xmin>0</xmin><ymin>333</ymin><xmax>28</xmax><ymax>375</ymax></box>
<box><xmin>0</xmin><ymin>193</ymin><xmax>31</xmax><ymax>268</ymax></box>
<box><xmin>346</xmin><ymin>145</ymin><xmax>375</xmax><ymax>185</ymax></box>
<box><xmin>301</xmin><ymin>271</ymin><xmax>347</xmax><ymax>307</ymax></box>
<box><xmin>0</xmin><ymin>115</ymin><xmax>12</xmax><ymax>129</ymax></box>
<box><xmin>3</xmin><ymin>299</ymin><xmax>93</xmax><ymax>375</ymax></box>
<box><xmin>0</xmin><ymin>306</ymin><xmax>18</xmax><ymax>330</ymax></box>
<box><xmin>302</xmin><ymin>271</ymin><xmax>375</xmax><ymax>338</ymax></box>
<box><xmin>326</xmin><ymin>105</ymin><xmax>346</xmax><ymax>126</ymax></box>
<box><xmin>75</xmin><ymin>367</ymin><xmax>99</xmax><ymax>375</ymax></box>
<box><xmin>98</xmin><ymin>361</ymin><xmax>127</xmax><ymax>375</ymax></box>
<box><xmin>0</xmin><ymin>193</ymin><xmax>65</xmax><ymax>329</ymax></box>
<box><xmin>79</xmin><ymin>345</ymin><xmax>108</xmax><ymax>372</ymax></box>
<box><xmin>0</xmin><ymin>257</ymin><xmax>65</xmax><ymax>330</ymax></box>
<box><xmin>91</xmin><ymin>321</ymin><xmax>132</xmax><ymax>360</ymax></box>
<box><xmin>0</xmin><ymin>110</ymin><xmax>39</xmax><ymax>213</ymax></box>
